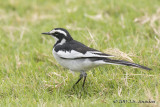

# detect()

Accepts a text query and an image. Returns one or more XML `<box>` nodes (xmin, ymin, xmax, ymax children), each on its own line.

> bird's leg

<box><xmin>73</xmin><ymin>73</ymin><xmax>83</xmax><ymax>88</ymax></box>
<box><xmin>82</xmin><ymin>72</ymin><xmax>87</xmax><ymax>88</ymax></box>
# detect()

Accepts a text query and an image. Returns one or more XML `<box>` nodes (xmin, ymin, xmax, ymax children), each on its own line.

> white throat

<box><xmin>52</xmin><ymin>36</ymin><xmax>58</xmax><ymax>42</ymax></box>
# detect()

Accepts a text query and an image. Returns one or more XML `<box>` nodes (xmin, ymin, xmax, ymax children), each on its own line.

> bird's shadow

<box><xmin>65</xmin><ymin>82</ymin><xmax>91</xmax><ymax>98</ymax></box>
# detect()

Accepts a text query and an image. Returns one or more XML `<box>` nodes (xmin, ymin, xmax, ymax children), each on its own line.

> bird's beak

<box><xmin>41</xmin><ymin>32</ymin><xmax>51</xmax><ymax>35</ymax></box>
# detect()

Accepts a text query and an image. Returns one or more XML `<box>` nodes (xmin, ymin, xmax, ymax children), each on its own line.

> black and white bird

<box><xmin>42</xmin><ymin>28</ymin><xmax>151</xmax><ymax>88</ymax></box>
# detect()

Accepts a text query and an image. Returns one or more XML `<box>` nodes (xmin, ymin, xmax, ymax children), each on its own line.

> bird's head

<box><xmin>42</xmin><ymin>28</ymin><xmax>73</xmax><ymax>45</ymax></box>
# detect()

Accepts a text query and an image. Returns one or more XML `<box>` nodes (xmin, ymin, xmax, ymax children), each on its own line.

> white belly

<box><xmin>52</xmin><ymin>50</ymin><xmax>100</xmax><ymax>71</ymax></box>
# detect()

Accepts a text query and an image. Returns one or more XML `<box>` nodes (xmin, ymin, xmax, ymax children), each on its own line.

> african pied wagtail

<box><xmin>42</xmin><ymin>28</ymin><xmax>151</xmax><ymax>88</ymax></box>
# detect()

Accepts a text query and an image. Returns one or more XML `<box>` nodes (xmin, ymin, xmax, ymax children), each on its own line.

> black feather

<box><xmin>90</xmin><ymin>57</ymin><xmax>152</xmax><ymax>70</ymax></box>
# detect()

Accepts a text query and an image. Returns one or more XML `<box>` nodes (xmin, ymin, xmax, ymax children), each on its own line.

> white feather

<box><xmin>58</xmin><ymin>39</ymin><xmax>66</xmax><ymax>45</ymax></box>
<box><xmin>50</xmin><ymin>29</ymin><xmax>67</xmax><ymax>36</ymax></box>
<box><xmin>94</xmin><ymin>60</ymin><xmax>120</xmax><ymax>65</ymax></box>
<box><xmin>55</xmin><ymin>50</ymin><xmax>114</xmax><ymax>59</ymax></box>
<box><xmin>52</xmin><ymin>49</ymin><xmax>117</xmax><ymax>72</ymax></box>
<box><xmin>53</xmin><ymin>50</ymin><xmax>98</xmax><ymax>71</ymax></box>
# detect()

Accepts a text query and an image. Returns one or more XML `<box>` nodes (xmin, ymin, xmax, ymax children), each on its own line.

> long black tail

<box><xmin>103</xmin><ymin>59</ymin><xmax>151</xmax><ymax>70</ymax></box>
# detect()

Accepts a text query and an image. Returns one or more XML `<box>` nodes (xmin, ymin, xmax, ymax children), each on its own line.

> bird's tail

<box><xmin>103</xmin><ymin>59</ymin><xmax>151</xmax><ymax>70</ymax></box>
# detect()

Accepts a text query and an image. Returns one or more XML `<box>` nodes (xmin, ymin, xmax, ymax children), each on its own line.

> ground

<box><xmin>0</xmin><ymin>0</ymin><xmax>160</xmax><ymax>106</ymax></box>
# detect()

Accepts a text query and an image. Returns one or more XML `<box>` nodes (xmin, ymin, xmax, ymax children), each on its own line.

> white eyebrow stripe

<box><xmin>50</xmin><ymin>29</ymin><xmax>67</xmax><ymax>36</ymax></box>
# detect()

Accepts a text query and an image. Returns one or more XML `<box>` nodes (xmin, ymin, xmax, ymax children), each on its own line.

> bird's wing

<box><xmin>54</xmin><ymin>40</ymin><xmax>114</xmax><ymax>59</ymax></box>
<box><xmin>55</xmin><ymin>50</ymin><xmax>114</xmax><ymax>59</ymax></box>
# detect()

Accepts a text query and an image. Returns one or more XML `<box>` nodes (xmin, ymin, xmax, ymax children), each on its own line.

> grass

<box><xmin>0</xmin><ymin>0</ymin><xmax>160</xmax><ymax>106</ymax></box>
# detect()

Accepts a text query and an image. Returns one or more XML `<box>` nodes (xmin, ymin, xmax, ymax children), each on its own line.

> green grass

<box><xmin>0</xmin><ymin>0</ymin><xmax>160</xmax><ymax>106</ymax></box>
